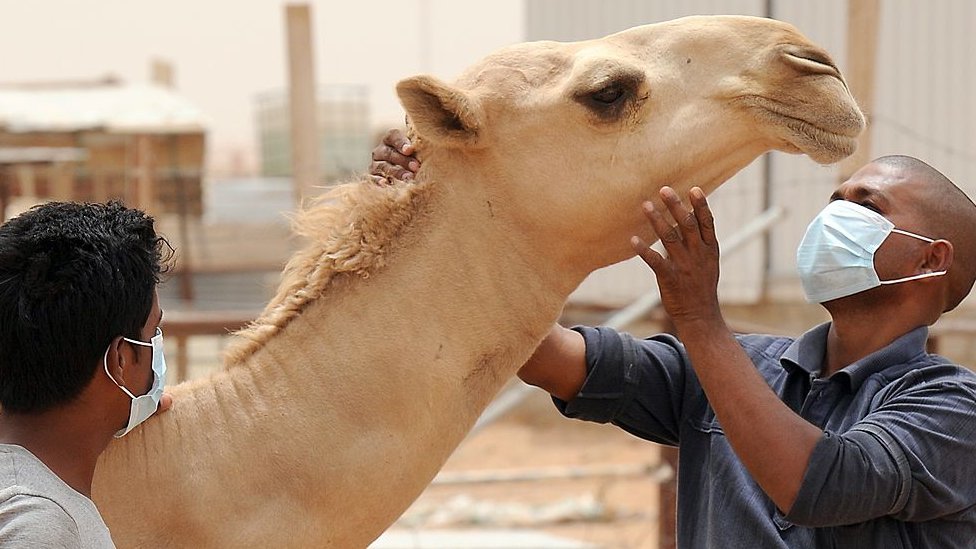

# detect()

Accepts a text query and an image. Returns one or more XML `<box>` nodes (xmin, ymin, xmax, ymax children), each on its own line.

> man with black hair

<box><xmin>0</xmin><ymin>201</ymin><xmax>173</xmax><ymax>548</ymax></box>
<box><xmin>372</xmin><ymin>132</ymin><xmax>976</xmax><ymax>547</ymax></box>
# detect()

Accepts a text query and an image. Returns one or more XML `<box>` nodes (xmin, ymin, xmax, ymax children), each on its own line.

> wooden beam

<box><xmin>838</xmin><ymin>0</ymin><xmax>881</xmax><ymax>181</ymax></box>
<box><xmin>161</xmin><ymin>310</ymin><xmax>256</xmax><ymax>382</ymax></box>
<box><xmin>169</xmin><ymin>135</ymin><xmax>195</xmax><ymax>303</ymax></box>
<box><xmin>658</xmin><ymin>446</ymin><xmax>679</xmax><ymax>549</ymax></box>
<box><xmin>50</xmin><ymin>163</ymin><xmax>73</xmax><ymax>201</ymax></box>
<box><xmin>0</xmin><ymin>166</ymin><xmax>8</xmax><ymax>223</ymax></box>
<box><xmin>285</xmin><ymin>4</ymin><xmax>320</xmax><ymax>204</ymax></box>
<box><xmin>151</xmin><ymin>58</ymin><xmax>175</xmax><ymax>89</ymax></box>
<box><xmin>133</xmin><ymin>134</ymin><xmax>156</xmax><ymax>215</ymax></box>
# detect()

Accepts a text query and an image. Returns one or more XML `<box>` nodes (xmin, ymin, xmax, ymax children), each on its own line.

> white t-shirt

<box><xmin>0</xmin><ymin>444</ymin><xmax>115</xmax><ymax>548</ymax></box>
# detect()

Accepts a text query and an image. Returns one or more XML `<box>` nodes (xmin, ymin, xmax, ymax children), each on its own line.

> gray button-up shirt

<box><xmin>557</xmin><ymin>323</ymin><xmax>976</xmax><ymax>548</ymax></box>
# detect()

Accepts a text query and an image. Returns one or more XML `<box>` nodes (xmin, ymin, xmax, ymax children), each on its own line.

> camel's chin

<box><xmin>771</xmin><ymin>114</ymin><xmax>861</xmax><ymax>165</ymax></box>
<box><xmin>742</xmin><ymin>96</ymin><xmax>864</xmax><ymax>165</ymax></box>
<box><xmin>794</xmin><ymin>132</ymin><xmax>860</xmax><ymax>164</ymax></box>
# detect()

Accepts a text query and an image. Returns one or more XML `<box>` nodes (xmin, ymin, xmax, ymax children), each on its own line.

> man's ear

<box><xmin>924</xmin><ymin>239</ymin><xmax>954</xmax><ymax>273</ymax></box>
<box><xmin>105</xmin><ymin>337</ymin><xmax>127</xmax><ymax>385</ymax></box>
<box><xmin>396</xmin><ymin>75</ymin><xmax>485</xmax><ymax>149</ymax></box>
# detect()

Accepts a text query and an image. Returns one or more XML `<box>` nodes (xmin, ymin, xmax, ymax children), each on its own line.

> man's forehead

<box><xmin>837</xmin><ymin>162</ymin><xmax>916</xmax><ymax>199</ymax></box>
<box><xmin>833</xmin><ymin>161</ymin><xmax>941</xmax><ymax>230</ymax></box>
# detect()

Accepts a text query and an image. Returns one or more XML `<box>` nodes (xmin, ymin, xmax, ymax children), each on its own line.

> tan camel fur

<box><xmin>92</xmin><ymin>15</ymin><xmax>863</xmax><ymax>548</ymax></box>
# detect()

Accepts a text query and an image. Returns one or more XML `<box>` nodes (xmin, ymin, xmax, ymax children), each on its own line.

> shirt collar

<box><xmin>781</xmin><ymin>322</ymin><xmax>829</xmax><ymax>378</ymax></box>
<box><xmin>780</xmin><ymin>322</ymin><xmax>930</xmax><ymax>391</ymax></box>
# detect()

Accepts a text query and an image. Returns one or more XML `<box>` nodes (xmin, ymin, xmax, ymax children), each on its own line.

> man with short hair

<box><xmin>372</xmin><ymin>133</ymin><xmax>976</xmax><ymax>547</ymax></box>
<box><xmin>0</xmin><ymin>201</ymin><xmax>173</xmax><ymax>548</ymax></box>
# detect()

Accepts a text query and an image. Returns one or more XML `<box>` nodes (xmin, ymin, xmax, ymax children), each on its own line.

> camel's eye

<box><xmin>573</xmin><ymin>71</ymin><xmax>644</xmax><ymax>122</ymax></box>
<box><xmin>591</xmin><ymin>85</ymin><xmax>625</xmax><ymax>105</ymax></box>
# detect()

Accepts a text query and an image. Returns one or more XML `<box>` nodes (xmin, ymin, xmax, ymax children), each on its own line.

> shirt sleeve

<box><xmin>786</xmin><ymin>372</ymin><xmax>976</xmax><ymax>526</ymax></box>
<box><xmin>553</xmin><ymin>325</ymin><xmax>690</xmax><ymax>446</ymax></box>
<box><xmin>0</xmin><ymin>493</ymin><xmax>83</xmax><ymax>548</ymax></box>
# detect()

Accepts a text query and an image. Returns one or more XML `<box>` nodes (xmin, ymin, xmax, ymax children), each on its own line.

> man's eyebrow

<box><xmin>856</xmin><ymin>188</ymin><xmax>887</xmax><ymax>205</ymax></box>
<box><xmin>831</xmin><ymin>186</ymin><xmax>886</xmax><ymax>203</ymax></box>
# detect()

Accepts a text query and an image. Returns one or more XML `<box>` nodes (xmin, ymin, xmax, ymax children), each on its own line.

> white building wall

<box><xmin>768</xmin><ymin>0</ymin><xmax>976</xmax><ymax>307</ymax></box>
<box><xmin>763</xmin><ymin>1</ymin><xmax>848</xmax><ymax>301</ymax></box>
<box><xmin>527</xmin><ymin>0</ymin><xmax>976</xmax><ymax>310</ymax></box>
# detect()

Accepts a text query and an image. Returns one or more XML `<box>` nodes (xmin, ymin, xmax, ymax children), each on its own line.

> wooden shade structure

<box><xmin>0</xmin><ymin>79</ymin><xmax>207</xmax><ymax>220</ymax></box>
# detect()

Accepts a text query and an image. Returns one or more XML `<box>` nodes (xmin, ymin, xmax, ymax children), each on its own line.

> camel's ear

<box><xmin>396</xmin><ymin>75</ymin><xmax>484</xmax><ymax>149</ymax></box>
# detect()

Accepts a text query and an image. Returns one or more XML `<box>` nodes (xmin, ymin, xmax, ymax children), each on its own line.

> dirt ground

<box><xmin>394</xmin><ymin>390</ymin><xmax>666</xmax><ymax>549</ymax></box>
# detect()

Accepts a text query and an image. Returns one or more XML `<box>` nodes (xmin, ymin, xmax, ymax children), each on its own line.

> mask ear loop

<box><xmin>890</xmin><ymin>228</ymin><xmax>936</xmax><ymax>243</ymax></box>
<box><xmin>104</xmin><ymin>331</ymin><xmax>155</xmax><ymax>398</ymax></box>
<box><xmin>878</xmin><ymin>271</ymin><xmax>947</xmax><ymax>285</ymax></box>
<box><xmin>879</xmin><ymin>229</ymin><xmax>948</xmax><ymax>284</ymax></box>
<box><xmin>103</xmin><ymin>346</ymin><xmax>137</xmax><ymax>399</ymax></box>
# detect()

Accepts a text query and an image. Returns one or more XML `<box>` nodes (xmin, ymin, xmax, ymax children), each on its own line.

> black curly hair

<box><xmin>0</xmin><ymin>201</ymin><xmax>171</xmax><ymax>413</ymax></box>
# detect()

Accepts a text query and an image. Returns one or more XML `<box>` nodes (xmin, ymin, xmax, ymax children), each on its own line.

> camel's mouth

<box><xmin>771</xmin><ymin>110</ymin><xmax>862</xmax><ymax>164</ymax></box>
<box><xmin>742</xmin><ymin>96</ymin><xmax>865</xmax><ymax>164</ymax></box>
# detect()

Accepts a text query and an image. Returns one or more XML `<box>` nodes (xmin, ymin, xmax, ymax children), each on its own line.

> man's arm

<box><xmin>633</xmin><ymin>186</ymin><xmax>823</xmax><ymax>514</ymax></box>
<box><xmin>787</xmin><ymin>373</ymin><xmax>976</xmax><ymax>525</ymax></box>
<box><xmin>517</xmin><ymin>324</ymin><xmax>588</xmax><ymax>401</ymax></box>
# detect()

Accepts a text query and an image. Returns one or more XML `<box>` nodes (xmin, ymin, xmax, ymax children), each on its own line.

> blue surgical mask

<box><xmin>796</xmin><ymin>200</ymin><xmax>947</xmax><ymax>303</ymax></box>
<box><xmin>103</xmin><ymin>327</ymin><xmax>167</xmax><ymax>438</ymax></box>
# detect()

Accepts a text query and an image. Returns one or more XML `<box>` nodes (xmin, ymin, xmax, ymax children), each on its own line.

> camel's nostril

<box><xmin>782</xmin><ymin>47</ymin><xmax>840</xmax><ymax>78</ymax></box>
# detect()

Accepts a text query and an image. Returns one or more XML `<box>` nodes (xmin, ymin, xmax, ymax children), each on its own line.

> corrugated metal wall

<box><xmin>526</xmin><ymin>0</ymin><xmax>765</xmax><ymax>39</ymax></box>
<box><xmin>527</xmin><ymin>0</ymin><xmax>976</xmax><ymax>309</ymax></box>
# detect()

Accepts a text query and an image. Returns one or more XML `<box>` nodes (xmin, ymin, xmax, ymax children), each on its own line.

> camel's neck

<box><xmin>249</xmin><ymin>178</ymin><xmax>565</xmax><ymax>414</ymax></box>
<box><xmin>225</xmin><ymin>172</ymin><xmax>569</xmax><ymax>538</ymax></box>
<box><xmin>95</xmin><ymin>168</ymin><xmax>576</xmax><ymax>547</ymax></box>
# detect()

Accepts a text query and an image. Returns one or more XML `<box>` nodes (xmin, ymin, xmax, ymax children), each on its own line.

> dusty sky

<box><xmin>0</xmin><ymin>0</ymin><xmax>524</xmax><ymax>171</ymax></box>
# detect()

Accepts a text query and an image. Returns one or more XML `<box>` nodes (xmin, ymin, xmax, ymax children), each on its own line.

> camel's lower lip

<box><xmin>777</xmin><ymin>112</ymin><xmax>860</xmax><ymax>162</ymax></box>
<box><xmin>737</xmin><ymin>95</ymin><xmax>865</xmax><ymax>163</ymax></box>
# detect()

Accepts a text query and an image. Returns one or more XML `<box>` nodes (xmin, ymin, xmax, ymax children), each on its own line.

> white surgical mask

<box><xmin>103</xmin><ymin>327</ymin><xmax>167</xmax><ymax>438</ymax></box>
<box><xmin>796</xmin><ymin>200</ymin><xmax>947</xmax><ymax>303</ymax></box>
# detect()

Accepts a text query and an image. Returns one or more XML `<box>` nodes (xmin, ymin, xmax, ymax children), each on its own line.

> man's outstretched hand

<box><xmin>630</xmin><ymin>186</ymin><xmax>723</xmax><ymax>329</ymax></box>
<box><xmin>369</xmin><ymin>128</ymin><xmax>420</xmax><ymax>184</ymax></box>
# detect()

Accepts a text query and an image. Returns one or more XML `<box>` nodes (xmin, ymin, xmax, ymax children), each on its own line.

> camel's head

<box><xmin>396</xmin><ymin>15</ymin><xmax>864</xmax><ymax>278</ymax></box>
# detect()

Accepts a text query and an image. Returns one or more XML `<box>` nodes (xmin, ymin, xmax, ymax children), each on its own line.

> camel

<box><xmin>92</xmin><ymin>15</ymin><xmax>863</xmax><ymax>548</ymax></box>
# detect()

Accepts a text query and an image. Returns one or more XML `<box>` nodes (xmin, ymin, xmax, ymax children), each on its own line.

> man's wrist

<box><xmin>672</xmin><ymin>311</ymin><xmax>730</xmax><ymax>344</ymax></box>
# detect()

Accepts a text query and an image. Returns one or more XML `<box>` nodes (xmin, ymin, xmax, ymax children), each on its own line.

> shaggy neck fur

<box><xmin>223</xmin><ymin>176</ymin><xmax>436</xmax><ymax>366</ymax></box>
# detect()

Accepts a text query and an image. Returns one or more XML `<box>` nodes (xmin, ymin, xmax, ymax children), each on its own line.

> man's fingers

<box><xmin>660</xmin><ymin>186</ymin><xmax>700</xmax><ymax>244</ymax></box>
<box><xmin>371</xmin><ymin>147</ymin><xmax>417</xmax><ymax>171</ymax></box>
<box><xmin>690</xmin><ymin>187</ymin><xmax>717</xmax><ymax>247</ymax></box>
<box><xmin>381</xmin><ymin>128</ymin><xmax>403</xmax><ymax>147</ymax></box>
<box><xmin>370</xmin><ymin>139</ymin><xmax>420</xmax><ymax>173</ymax></box>
<box><xmin>382</xmin><ymin>128</ymin><xmax>414</xmax><ymax>156</ymax></box>
<box><xmin>641</xmin><ymin>200</ymin><xmax>681</xmax><ymax>247</ymax></box>
<box><xmin>373</xmin><ymin>128</ymin><xmax>420</xmax><ymax>180</ymax></box>
<box><xmin>631</xmin><ymin>235</ymin><xmax>666</xmax><ymax>272</ymax></box>
<box><xmin>368</xmin><ymin>161</ymin><xmax>414</xmax><ymax>181</ymax></box>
